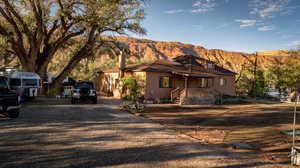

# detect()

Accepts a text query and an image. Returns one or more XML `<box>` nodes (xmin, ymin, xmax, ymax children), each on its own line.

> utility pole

<box><xmin>251</xmin><ymin>52</ymin><xmax>258</xmax><ymax>98</ymax></box>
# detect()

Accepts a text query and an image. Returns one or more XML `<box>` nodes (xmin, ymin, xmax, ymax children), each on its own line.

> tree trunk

<box><xmin>51</xmin><ymin>44</ymin><xmax>94</xmax><ymax>89</ymax></box>
<box><xmin>22</xmin><ymin>61</ymin><xmax>36</xmax><ymax>72</ymax></box>
<box><xmin>50</xmin><ymin>27</ymin><xmax>97</xmax><ymax>89</ymax></box>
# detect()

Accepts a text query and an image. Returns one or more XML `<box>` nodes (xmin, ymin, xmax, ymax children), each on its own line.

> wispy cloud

<box><xmin>164</xmin><ymin>9</ymin><xmax>185</xmax><ymax>14</ymax></box>
<box><xmin>249</xmin><ymin>0</ymin><xmax>293</xmax><ymax>18</ymax></box>
<box><xmin>165</xmin><ymin>0</ymin><xmax>229</xmax><ymax>15</ymax></box>
<box><xmin>216</xmin><ymin>23</ymin><xmax>230</xmax><ymax>29</ymax></box>
<box><xmin>191</xmin><ymin>0</ymin><xmax>217</xmax><ymax>13</ymax></box>
<box><xmin>258</xmin><ymin>25</ymin><xmax>274</xmax><ymax>31</ymax></box>
<box><xmin>235</xmin><ymin>19</ymin><xmax>257</xmax><ymax>28</ymax></box>
<box><xmin>288</xmin><ymin>40</ymin><xmax>300</xmax><ymax>47</ymax></box>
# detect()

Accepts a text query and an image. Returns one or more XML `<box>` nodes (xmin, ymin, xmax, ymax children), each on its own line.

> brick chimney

<box><xmin>119</xmin><ymin>51</ymin><xmax>125</xmax><ymax>78</ymax></box>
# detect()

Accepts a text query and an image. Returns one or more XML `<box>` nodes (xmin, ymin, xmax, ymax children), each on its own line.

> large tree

<box><xmin>0</xmin><ymin>0</ymin><xmax>145</xmax><ymax>88</ymax></box>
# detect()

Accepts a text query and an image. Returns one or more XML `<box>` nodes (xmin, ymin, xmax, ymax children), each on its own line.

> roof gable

<box><xmin>103</xmin><ymin>55</ymin><xmax>236</xmax><ymax>76</ymax></box>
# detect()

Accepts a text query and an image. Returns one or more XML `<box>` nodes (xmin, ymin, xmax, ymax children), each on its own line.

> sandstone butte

<box><xmin>114</xmin><ymin>36</ymin><xmax>291</xmax><ymax>74</ymax></box>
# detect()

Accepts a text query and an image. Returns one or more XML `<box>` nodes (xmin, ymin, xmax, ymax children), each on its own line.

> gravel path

<box><xmin>0</xmin><ymin>102</ymin><xmax>290</xmax><ymax>168</ymax></box>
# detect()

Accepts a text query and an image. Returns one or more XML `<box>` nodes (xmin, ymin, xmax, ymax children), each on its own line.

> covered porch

<box><xmin>170</xmin><ymin>72</ymin><xmax>218</xmax><ymax>104</ymax></box>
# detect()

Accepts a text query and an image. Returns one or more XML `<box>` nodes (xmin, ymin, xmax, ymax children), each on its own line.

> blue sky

<box><xmin>132</xmin><ymin>0</ymin><xmax>300</xmax><ymax>53</ymax></box>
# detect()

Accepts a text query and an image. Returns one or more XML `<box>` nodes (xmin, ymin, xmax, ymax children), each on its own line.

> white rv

<box><xmin>8</xmin><ymin>72</ymin><xmax>41</xmax><ymax>99</ymax></box>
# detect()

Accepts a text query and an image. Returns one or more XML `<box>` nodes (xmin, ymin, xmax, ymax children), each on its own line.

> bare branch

<box><xmin>2</xmin><ymin>0</ymin><xmax>33</xmax><ymax>38</ymax></box>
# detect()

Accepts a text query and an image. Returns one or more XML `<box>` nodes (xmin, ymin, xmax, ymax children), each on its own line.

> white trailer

<box><xmin>8</xmin><ymin>72</ymin><xmax>41</xmax><ymax>99</ymax></box>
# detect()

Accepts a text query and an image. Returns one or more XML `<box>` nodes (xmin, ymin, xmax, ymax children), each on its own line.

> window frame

<box><xmin>207</xmin><ymin>63</ymin><xmax>214</xmax><ymax>69</ymax></box>
<box><xmin>220</xmin><ymin>78</ymin><xmax>226</xmax><ymax>87</ymax></box>
<box><xmin>199</xmin><ymin>78</ymin><xmax>208</xmax><ymax>88</ymax></box>
<box><xmin>159</xmin><ymin>76</ymin><xmax>173</xmax><ymax>88</ymax></box>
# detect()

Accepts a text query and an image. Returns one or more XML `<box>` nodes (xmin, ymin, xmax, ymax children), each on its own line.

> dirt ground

<box><xmin>4</xmin><ymin>98</ymin><xmax>287</xmax><ymax>168</ymax></box>
<box><xmin>142</xmin><ymin>103</ymin><xmax>299</xmax><ymax>166</ymax></box>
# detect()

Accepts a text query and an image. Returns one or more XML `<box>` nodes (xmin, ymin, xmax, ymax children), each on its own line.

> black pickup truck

<box><xmin>0</xmin><ymin>76</ymin><xmax>21</xmax><ymax>118</ymax></box>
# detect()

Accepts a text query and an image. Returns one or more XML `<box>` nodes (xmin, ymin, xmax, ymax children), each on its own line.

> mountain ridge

<box><xmin>114</xmin><ymin>36</ymin><xmax>290</xmax><ymax>74</ymax></box>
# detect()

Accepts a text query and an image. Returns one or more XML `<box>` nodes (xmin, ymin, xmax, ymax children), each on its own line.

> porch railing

<box><xmin>171</xmin><ymin>87</ymin><xmax>181</xmax><ymax>102</ymax></box>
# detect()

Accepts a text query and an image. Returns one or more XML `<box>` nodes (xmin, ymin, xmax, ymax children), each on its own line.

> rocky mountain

<box><xmin>2</xmin><ymin>36</ymin><xmax>290</xmax><ymax>80</ymax></box>
<box><xmin>115</xmin><ymin>36</ymin><xmax>290</xmax><ymax>74</ymax></box>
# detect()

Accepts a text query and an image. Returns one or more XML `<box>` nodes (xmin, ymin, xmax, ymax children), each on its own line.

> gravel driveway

<box><xmin>0</xmin><ymin>101</ymin><xmax>290</xmax><ymax>168</ymax></box>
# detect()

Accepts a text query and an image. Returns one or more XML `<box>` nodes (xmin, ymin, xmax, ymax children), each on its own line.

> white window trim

<box><xmin>220</xmin><ymin>78</ymin><xmax>226</xmax><ymax>86</ymax></box>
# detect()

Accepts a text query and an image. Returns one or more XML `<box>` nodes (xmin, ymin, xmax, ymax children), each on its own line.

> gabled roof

<box><xmin>103</xmin><ymin>55</ymin><xmax>236</xmax><ymax>76</ymax></box>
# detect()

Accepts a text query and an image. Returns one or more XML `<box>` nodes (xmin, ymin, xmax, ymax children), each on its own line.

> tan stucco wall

<box><xmin>213</xmin><ymin>75</ymin><xmax>236</xmax><ymax>96</ymax></box>
<box><xmin>144</xmin><ymin>72</ymin><xmax>173</xmax><ymax>100</ymax></box>
<box><xmin>98</xmin><ymin>71</ymin><xmax>236</xmax><ymax>99</ymax></box>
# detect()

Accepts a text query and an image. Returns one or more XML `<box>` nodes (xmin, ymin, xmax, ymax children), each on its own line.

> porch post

<box><xmin>185</xmin><ymin>77</ymin><xmax>188</xmax><ymax>97</ymax></box>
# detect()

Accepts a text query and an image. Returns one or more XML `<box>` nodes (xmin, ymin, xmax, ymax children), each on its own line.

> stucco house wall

<box><xmin>213</xmin><ymin>75</ymin><xmax>236</xmax><ymax>96</ymax></box>
<box><xmin>144</xmin><ymin>72</ymin><xmax>173</xmax><ymax>100</ymax></box>
<box><xmin>99</xmin><ymin>71</ymin><xmax>235</xmax><ymax>99</ymax></box>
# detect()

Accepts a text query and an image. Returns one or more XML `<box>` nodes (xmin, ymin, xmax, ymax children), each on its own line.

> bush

<box><xmin>46</xmin><ymin>88</ymin><xmax>60</xmax><ymax>97</ymax></box>
<box><xmin>121</xmin><ymin>77</ymin><xmax>143</xmax><ymax>102</ymax></box>
<box><xmin>182</xmin><ymin>96</ymin><xmax>215</xmax><ymax>105</ymax></box>
<box><xmin>215</xmin><ymin>94</ymin><xmax>249</xmax><ymax>105</ymax></box>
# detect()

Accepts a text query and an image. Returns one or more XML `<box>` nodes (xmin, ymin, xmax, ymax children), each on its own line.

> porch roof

<box><xmin>171</xmin><ymin>71</ymin><xmax>218</xmax><ymax>78</ymax></box>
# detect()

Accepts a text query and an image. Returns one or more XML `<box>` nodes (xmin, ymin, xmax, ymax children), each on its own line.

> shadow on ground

<box><xmin>0</xmin><ymin>102</ymin><xmax>292</xmax><ymax>168</ymax></box>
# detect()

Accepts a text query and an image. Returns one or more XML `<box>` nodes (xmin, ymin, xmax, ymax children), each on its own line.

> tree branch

<box><xmin>52</xmin><ymin>26</ymin><xmax>97</xmax><ymax>87</ymax></box>
<box><xmin>2</xmin><ymin>0</ymin><xmax>33</xmax><ymax>39</ymax></box>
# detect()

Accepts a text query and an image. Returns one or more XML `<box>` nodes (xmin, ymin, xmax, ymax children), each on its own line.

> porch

<box><xmin>170</xmin><ymin>73</ymin><xmax>218</xmax><ymax>104</ymax></box>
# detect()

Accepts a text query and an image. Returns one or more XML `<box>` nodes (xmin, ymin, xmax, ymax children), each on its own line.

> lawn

<box><xmin>142</xmin><ymin>103</ymin><xmax>298</xmax><ymax>164</ymax></box>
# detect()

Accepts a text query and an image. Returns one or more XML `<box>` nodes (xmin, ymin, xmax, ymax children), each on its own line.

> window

<box><xmin>220</xmin><ymin>78</ymin><xmax>226</xmax><ymax>86</ymax></box>
<box><xmin>159</xmin><ymin>76</ymin><xmax>173</xmax><ymax>88</ymax></box>
<box><xmin>0</xmin><ymin>77</ymin><xmax>8</xmax><ymax>89</ymax></box>
<box><xmin>23</xmin><ymin>79</ymin><xmax>38</xmax><ymax>87</ymax></box>
<box><xmin>10</xmin><ymin>78</ymin><xmax>21</xmax><ymax>87</ymax></box>
<box><xmin>199</xmin><ymin>78</ymin><xmax>208</xmax><ymax>88</ymax></box>
<box><xmin>75</xmin><ymin>82</ymin><xmax>94</xmax><ymax>89</ymax></box>
<box><xmin>207</xmin><ymin>63</ymin><xmax>214</xmax><ymax>69</ymax></box>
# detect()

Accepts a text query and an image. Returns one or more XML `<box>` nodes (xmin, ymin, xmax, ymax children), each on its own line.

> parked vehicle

<box><xmin>0</xmin><ymin>76</ymin><xmax>21</xmax><ymax>118</ymax></box>
<box><xmin>71</xmin><ymin>81</ymin><xmax>97</xmax><ymax>104</ymax></box>
<box><xmin>8</xmin><ymin>72</ymin><xmax>41</xmax><ymax>100</ymax></box>
<box><xmin>61</xmin><ymin>77</ymin><xmax>76</xmax><ymax>98</ymax></box>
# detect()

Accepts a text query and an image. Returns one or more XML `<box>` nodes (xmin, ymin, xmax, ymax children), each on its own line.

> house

<box><xmin>96</xmin><ymin>54</ymin><xmax>236</xmax><ymax>104</ymax></box>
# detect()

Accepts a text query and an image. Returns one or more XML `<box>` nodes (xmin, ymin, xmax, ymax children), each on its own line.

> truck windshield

<box><xmin>0</xmin><ymin>77</ymin><xmax>8</xmax><ymax>89</ymax></box>
<box><xmin>75</xmin><ymin>82</ymin><xmax>94</xmax><ymax>89</ymax></box>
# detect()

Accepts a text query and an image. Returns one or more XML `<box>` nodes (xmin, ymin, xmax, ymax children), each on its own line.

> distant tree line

<box><xmin>236</xmin><ymin>49</ymin><xmax>300</xmax><ymax>99</ymax></box>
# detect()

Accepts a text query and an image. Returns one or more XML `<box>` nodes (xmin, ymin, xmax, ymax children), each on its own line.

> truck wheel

<box><xmin>8</xmin><ymin>109</ymin><xmax>20</xmax><ymax>118</ymax></box>
<box><xmin>71</xmin><ymin>98</ymin><xmax>76</xmax><ymax>104</ymax></box>
<box><xmin>92</xmin><ymin>97</ymin><xmax>97</xmax><ymax>104</ymax></box>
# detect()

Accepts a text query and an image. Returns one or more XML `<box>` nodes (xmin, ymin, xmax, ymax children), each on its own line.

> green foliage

<box><xmin>272</xmin><ymin>62</ymin><xmax>300</xmax><ymax>91</ymax></box>
<box><xmin>268</xmin><ymin>64</ymin><xmax>290</xmax><ymax>93</ymax></box>
<box><xmin>236</xmin><ymin>68</ymin><xmax>268</xmax><ymax>97</ymax></box>
<box><xmin>45</xmin><ymin>88</ymin><xmax>60</xmax><ymax>97</ymax></box>
<box><xmin>249</xmin><ymin>69</ymin><xmax>268</xmax><ymax>97</ymax></box>
<box><xmin>269</xmin><ymin>52</ymin><xmax>300</xmax><ymax>92</ymax></box>
<box><xmin>237</xmin><ymin>51</ymin><xmax>300</xmax><ymax>98</ymax></box>
<box><xmin>121</xmin><ymin>77</ymin><xmax>143</xmax><ymax>102</ymax></box>
<box><xmin>0</xmin><ymin>0</ymin><xmax>146</xmax><ymax>88</ymax></box>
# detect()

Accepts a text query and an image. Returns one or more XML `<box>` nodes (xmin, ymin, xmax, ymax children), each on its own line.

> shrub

<box><xmin>46</xmin><ymin>88</ymin><xmax>60</xmax><ymax>97</ymax></box>
<box><xmin>121</xmin><ymin>77</ymin><xmax>143</xmax><ymax>102</ymax></box>
<box><xmin>182</xmin><ymin>96</ymin><xmax>214</xmax><ymax>105</ymax></box>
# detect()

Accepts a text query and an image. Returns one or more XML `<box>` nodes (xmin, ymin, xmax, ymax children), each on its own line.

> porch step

<box><xmin>174</xmin><ymin>98</ymin><xmax>180</xmax><ymax>104</ymax></box>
